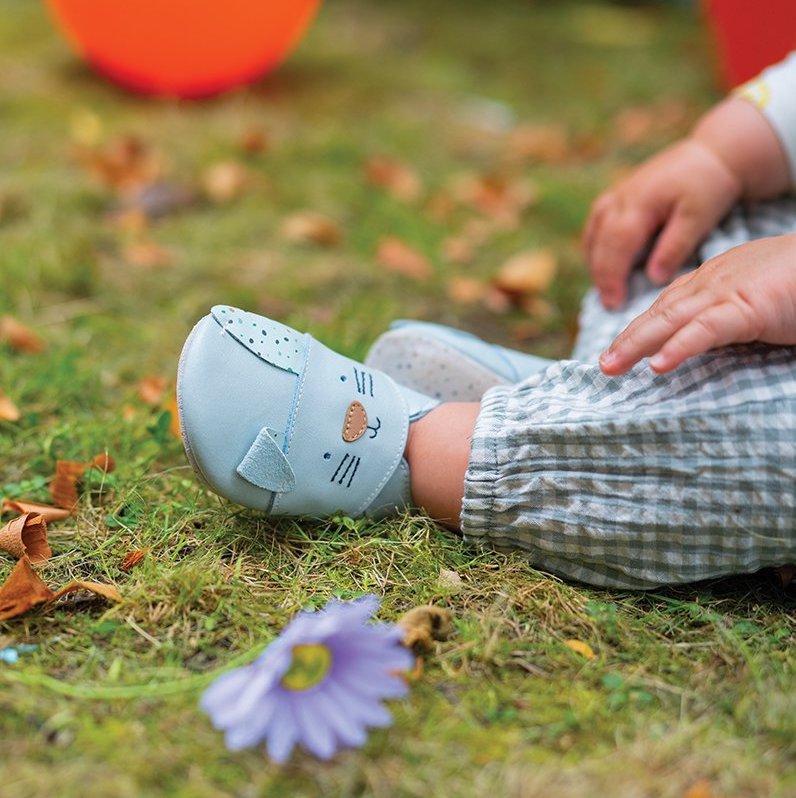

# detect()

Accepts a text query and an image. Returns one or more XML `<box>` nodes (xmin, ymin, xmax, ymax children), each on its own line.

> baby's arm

<box><xmin>585</xmin><ymin>52</ymin><xmax>795</xmax><ymax>309</ymax></box>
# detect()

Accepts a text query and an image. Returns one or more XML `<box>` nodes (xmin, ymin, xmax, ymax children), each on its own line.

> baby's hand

<box><xmin>584</xmin><ymin>139</ymin><xmax>742</xmax><ymax>309</ymax></box>
<box><xmin>599</xmin><ymin>234</ymin><xmax>796</xmax><ymax>375</ymax></box>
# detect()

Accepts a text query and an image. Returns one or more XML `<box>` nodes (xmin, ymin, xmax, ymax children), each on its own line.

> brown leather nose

<box><xmin>342</xmin><ymin>400</ymin><xmax>368</xmax><ymax>442</ymax></box>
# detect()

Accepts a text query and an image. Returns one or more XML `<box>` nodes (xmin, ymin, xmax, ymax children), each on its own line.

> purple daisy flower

<box><xmin>200</xmin><ymin>594</ymin><xmax>414</xmax><ymax>762</ymax></box>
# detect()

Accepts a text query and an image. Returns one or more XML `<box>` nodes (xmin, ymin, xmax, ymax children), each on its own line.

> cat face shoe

<box><xmin>177</xmin><ymin>306</ymin><xmax>438</xmax><ymax>519</ymax></box>
<box><xmin>364</xmin><ymin>319</ymin><xmax>553</xmax><ymax>402</ymax></box>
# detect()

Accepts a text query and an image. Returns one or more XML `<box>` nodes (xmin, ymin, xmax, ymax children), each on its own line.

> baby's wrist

<box><xmin>691</xmin><ymin>97</ymin><xmax>790</xmax><ymax>201</ymax></box>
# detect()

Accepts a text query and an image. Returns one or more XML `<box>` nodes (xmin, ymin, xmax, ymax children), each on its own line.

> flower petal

<box><xmin>201</xmin><ymin>664</ymin><xmax>280</xmax><ymax>730</ymax></box>
<box><xmin>311</xmin><ymin>686</ymin><xmax>368</xmax><ymax>749</ymax></box>
<box><xmin>334</xmin><ymin>668</ymin><xmax>409</xmax><ymax>700</ymax></box>
<box><xmin>292</xmin><ymin>694</ymin><xmax>339</xmax><ymax>760</ymax></box>
<box><xmin>223</xmin><ymin>691</ymin><xmax>281</xmax><ymax>751</ymax></box>
<box><xmin>266</xmin><ymin>697</ymin><xmax>300</xmax><ymax>764</ymax></box>
<box><xmin>325</xmin><ymin>679</ymin><xmax>394</xmax><ymax>729</ymax></box>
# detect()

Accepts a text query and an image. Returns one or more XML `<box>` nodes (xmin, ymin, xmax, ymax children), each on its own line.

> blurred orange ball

<box><xmin>46</xmin><ymin>0</ymin><xmax>321</xmax><ymax>98</ymax></box>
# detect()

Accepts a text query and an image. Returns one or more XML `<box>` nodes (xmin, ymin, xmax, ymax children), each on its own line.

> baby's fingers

<box><xmin>645</xmin><ymin>202</ymin><xmax>713</xmax><ymax>285</ymax></box>
<box><xmin>600</xmin><ymin>275</ymin><xmax>704</xmax><ymax>375</ymax></box>
<box><xmin>590</xmin><ymin>207</ymin><xmax>658</xmax><ymax>309</ymax></box>
<box><xmin>649</xmin><ymin>301</ymin><xmax>758</xmax><ymax>373</ymax></box>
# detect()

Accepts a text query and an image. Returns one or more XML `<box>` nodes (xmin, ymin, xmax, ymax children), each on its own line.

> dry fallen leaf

<box><xmin>483</xmin><ymin>285</ymin><xmax>513</xmax><ymax>315</ymax></box>
<box><xmin>0</xmin><ymin>557</ymin><xmax>53</xmax><ymax>621</ymax></box>
<box><xmin>451</xmin><ymin>173</ymin><xmax>538</xmax><ymax>223</ymax></box>
<box><xmin>564</xmin><ymin>639</ymin><xmax>596</xmax><ymax>660</ymax></box>
<box><xmin>123</xmin><ymin>241</ymin><xmax>174</xmax><ymax>269</ymax></box>
<box><xmin>239</xmin><ymin>126</ymin><xmax>269</xmax><ymax>156</ymax></box>
<box><xmin>365</xmin><ymin>156</ymin><xmax>422</xmax><ymax>202</ymax></box>
<box><xmin>0</xmin><ymin>556</ymin><xmax>122</xmax><ymax>621</ymax></box>
<box><xmin>137</xmin><ymin>375</ymin><xmax>168</xmax><ymax>406</ymax></box>
<box><xmin>506</xmin><ymin>123</ymin><xmax>570</xmax><ymax>163</ymax></box>
<box><xmin>91</xmin><ymin>453</ymin><xmax>116</xmax><ymax>474</ymax></box>
<box><xmin>446</xmin><ymin>276</ymin><xmax>487</xmax><ymax>305</ymax></box>
<box><xmin>52</xmin><ymin>579</ymin><xmax>122</xmax><ymax>604</ymax></box>
<box><xmin>76</xmin><ymin>134</ymin><xmax>162</xmax><ymax>194</ymax></box>
<box><xmin>281</xmin><ymin>212</ymin><xmax>342</xmax><ymax>247</ymax></box>
<box><xmin>0</xmin><ymin>514</ymin><xmax>51</xmax><ymax>563</ymax></box>
<box><xmin>493</xmin><ymin>249</ymin><xmax>558</xmax><ymax>297</ymax></box>
<box><xmin>49</xmin><ymin>461</ymin><xmax>87</xmax><ymax>510</ymax></box>
<box><xmin>202</xmin><ymin>161</ymin><xmax>249</xmax><ymax>204</ymax></box>
<box><xmin>1</xmin><ymin>500</ymin><xmax>71</xmax><ymax>523</ymax></box>
<box><xmin>0</xmin><ymin>316</ymin><xmax>45</xmax><ymax>354</ymax></box>
<box><xmin>49</xmin><ymin>454</ymin><xmax>115</xmax><ymax>510</ymax></box>
<box><xmin>0</xmin><ymin>391</ymin><xmax>21</xmax><ymax>422</ymax></box>
<box><xmin>441</xmin><ymin>236</ymin><xmax>475</xmax><ymax>265</ymax></box>
<box><xmin>682</xmin><ymin>779</ymin><xmax>714</xmax><ymax>798</ymax></box>
<box><xmin>510</xmin><ymin>320</ymin><xmax>543</xmax><ymax>342</ymax></box>
<box><xmin>376</xmin><ymin>237</ymin><xmax>432</xmax><ymax>281</ymax></box>
<box><xmin>120</xmin><ymin>549</ymin><xmax>148</xmax><ymax>572</ymax></box>
<box><xmin>614</xmin><ymin>100</ymin><xmax>689</xmax><ymax>147</ymax></box>
<box><xmin>398</xmin><ymin>605</ymin><xmax>454</xmax><ymax>654</ymax></box>
<box><xmin>166</xmin><ymin>395</ymin><xmax>182</xmax><ymax>440</ymax></box>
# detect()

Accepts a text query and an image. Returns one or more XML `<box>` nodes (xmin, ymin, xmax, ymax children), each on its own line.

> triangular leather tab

<box><xmin>236</xmin><ymin>427</ymin><xmax>296</xmax><ymax>493</ymax></box>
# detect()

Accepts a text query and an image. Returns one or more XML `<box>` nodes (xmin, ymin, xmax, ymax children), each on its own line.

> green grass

<box><xmin>0</xmin><ymin>1</ymin><xmax>793</xmax><ymax>795</ymax></box>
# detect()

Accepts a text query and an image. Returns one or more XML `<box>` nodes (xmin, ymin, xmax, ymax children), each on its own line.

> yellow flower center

<box><xmin>281</xmin><ymin>643</ymin><xmax>332</xmax><ymax>691</ymax></box>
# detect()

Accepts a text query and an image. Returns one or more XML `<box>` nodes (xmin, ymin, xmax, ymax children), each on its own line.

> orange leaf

<box><xmin>0</xmin><ymin>513</ymin><xmax>51</xmax><ymax>563</ymax></box>
<box><xmin>1</xmin><ymin>500</ymin><xmax>71</xmax><ymax>523</ymax></box>
<box><xmin>137</xmin><ymin>375</ymin><xmax>168</xmax><ymax>406</ymax></box>
<box><xmin>482</xmin><ymin>286</ymin><xmax>512</xmax><ymax>315</ymax></box>
<box><xmin>49</xmin><ymin>461</ymin><xmax>87</xmax><ymax>510</ymax></box>
<box><xmin>493</xmin><ymin>249</ymin><xmax>558</xmax><ymax>297</ymax></box>
<box><xmin>564</xmin><ymin>639</ymin><xmax>596</xmax><ymax>660</ymax></box>
<box><xmin>76</xmin><ymin>134</ymin><xmax>162</xmax><ymax>194</ymax></box>
<box><xmin>120</xmin><ymin>549</ymin><xmax>148</xmax><ymax>572</ymax></box>
<box><xmin>51</xmin><ymin>580</ymin><xmax>122</xmax><ymax>604</ymax></box>
<box><xmin>281</xmin><ymin>212</ymin><xmax>342</xmax><ymax>247</ymax></box>
<box><xmin>0</xmin><ymin>557</ymin><xmax>121</xmax><ymax>621</ymax></box>
<box><xmin>238</xmin><ymin>126</ymin><xmax>270</xmax><ymax>156</ymax></box>
<box><xmin>123</xmin><ymin>241</ymin><xmax>174</xmax><ymax>269</ymax></box>
<box><xmin>0</xmin><ymin>316</ymin><xmax>45</xmax><ymax>354</ymax></box>
<box><xmin>365</xmin><ymin>156</ymin><xmax>422</xmax><ymax>202</ymax></box>
<box><xmin>0</xmin><ymin>391</ymin><xmax>21</xmax><ymax>422</ymax></box>
<box><xmin>441</xmin><ymin>236</ymin><xmax>475</xmax><ymax>265</ymax></box>
<box><xmin>166</xmin><ymin>396</ymin><xmax>182</xmax><ymax>440</ymax></box>
<box><xmin>451</xmin><ymin>173</ymin><xmax>538</xmax><ymax>223</ymax></box>
<box><xmin>0</xmin><ymin>557</ymin><xmax>53</xmax><ymax>620</ymax></box>
<box><xmin>47</xmin><ymin>453</ymin><xmax>113</xmax><ymax>511</ymax></box>
<box><xmin>506</xmin><ymin>123</ymin><xmax>570</xmax><ymax>164</ymax></box>
<box><xmin>376</xmin><ymin>237</ymin><xmax>432</xmax><ymax>281</ymax></box>
<box><xmin>682</xmin><ymin>779</ymin><xmax>714</xmax><ymax>798</ymax></box>
<box><xmin>91</xmin><ymin>453</ymin><xmax>116</xmax><ymax>474</ymax></box>
<box><xmin>202</xmin><ymin>161</ymin><xmax>249</xmax><ymax>204</ymax></box>
<box><xmin>446</xmin><ymin>277</ymin><xmax>487</xmax><ymax>305</ymax></box>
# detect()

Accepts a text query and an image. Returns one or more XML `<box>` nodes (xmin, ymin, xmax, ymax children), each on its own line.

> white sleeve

<box><xmin>736</xmin><ymin>51</ymin><xmax>796</xmax><ymax>187</ymax></box>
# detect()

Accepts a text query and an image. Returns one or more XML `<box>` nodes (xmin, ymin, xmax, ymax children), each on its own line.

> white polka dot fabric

<box><xmin>211</xmin><ymin>305</ymin><xmax>308</xmax><ymax>376</ymax></box>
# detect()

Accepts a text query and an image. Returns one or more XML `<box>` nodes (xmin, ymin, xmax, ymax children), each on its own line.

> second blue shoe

<box><xmin>365</xmin><ymin>320</ymin><xmax>553</xmax><ymax>401</ymax></box>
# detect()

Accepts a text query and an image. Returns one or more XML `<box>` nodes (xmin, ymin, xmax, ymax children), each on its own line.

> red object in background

<box><xmin>46</xmin><ymin>0</ymin><xmax>321</xmax><ymax>98</ymax></box>
<box><xmin>704</xmin><ymin>0</ymin><xmax>796</xmax><ymax>88</ymax></box>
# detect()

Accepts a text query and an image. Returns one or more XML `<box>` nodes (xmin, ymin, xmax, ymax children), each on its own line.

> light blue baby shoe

<box><xmin>364</xmin><ymin>320</ymin><xmax>553</xmax><ymax>401</ymax></box>
<box><xmin>177</xmin><ymin>306</ymin><xmax>437</xmax><ymax>519</ymax></box>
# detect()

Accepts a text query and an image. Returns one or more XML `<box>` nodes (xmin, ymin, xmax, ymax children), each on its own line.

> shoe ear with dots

<box><xmin>177</xmin><ymin>306</ymin><xmax>437</xmax><ymax>519</ymax></box>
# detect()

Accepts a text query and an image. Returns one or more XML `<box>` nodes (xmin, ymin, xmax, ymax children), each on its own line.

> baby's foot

<box><xmin>364</xmin><ymin>320</ymin><xmax>552</xmax><ymax>401</ymax></box>
<box><xmin>177</xmin><ymin>307</ymin><xmax>437</xmax><ymax>518</ymax></box>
